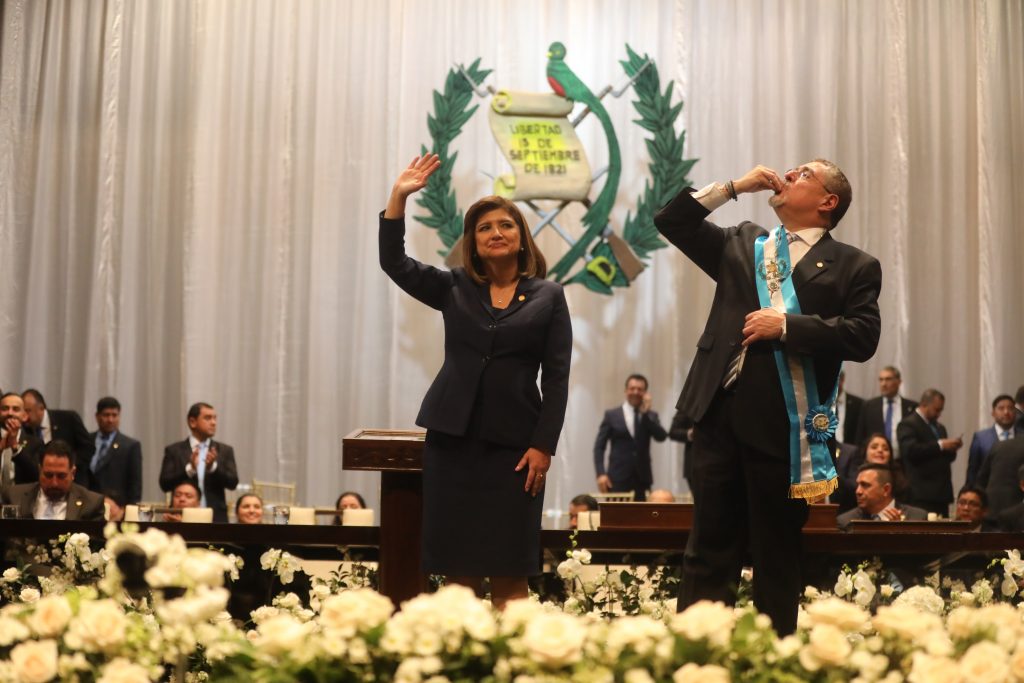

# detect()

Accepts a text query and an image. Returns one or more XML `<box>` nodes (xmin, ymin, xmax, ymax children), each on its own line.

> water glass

<box><xmin>137</xmin><ymin>504</ymin><xmax>153</xmax><ymax>522</ymax></box>
<box><xmin>273</xmin><ymin>506</ymin><xmax>290</xmax><ymax>525</ymax></box>
<box><xmin>1</xmin><ymin>505</ymin><xmax>19</xmax><ymax>519</ymax></box>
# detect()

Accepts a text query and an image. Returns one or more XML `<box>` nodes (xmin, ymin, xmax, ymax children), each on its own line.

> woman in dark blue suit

<box><xmin>380</xmin><ymin>154</ymin><xmax>572</xmax><ymax>608</ymax></box>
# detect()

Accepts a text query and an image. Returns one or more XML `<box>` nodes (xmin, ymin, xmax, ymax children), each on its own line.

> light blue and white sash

<box><xmin>754</xmin><ymin>226</ymin><xmax>839</xmax><ymax>500</ymax></box>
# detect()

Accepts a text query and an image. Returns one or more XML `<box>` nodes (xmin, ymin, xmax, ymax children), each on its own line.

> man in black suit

<box><xmin>0</xmin><ymin>392</ymin><xmax>43</xmax><ymax>486</ymax></box>
<box><xmin>994</xmin><ymin>464</ymin><xmax>1024</xmax><ymax>531</ymax></box>
<box><xmin>593</xmin><ymin>374</ymin><xmax>668</xmax><ymax>501</ymax></box>
<box><xmin>21</xmin><ymin>389</ymin><xmax>94</xmax><ymax>486</ymax></box>
<box><xmin>835</xmin><ymin>371</ymin><xmax>863</xmax><ymax>445</ymax></box>
<box><xmin>978</xmin><ymin>435</ymin><xmax>1024</xmax><ymax>515</ymax></box>
<box><xmin>855</xmin><ymin>367</ymin><xmax>918</xmax><ymax>456</ymax></box>
<box><xmin>668</xmin><ymin>408</ymin><xmax>695</xmax><ymax>491</ymax></box>
<box><xmin>897</xmin><ymin>388</ymin><xmax>962</xmax><ymax>516</ymax></box>
<box><xmin>87</xmin><ymin>396</ymin><xmax>142</xmax><ymax>504</ymax></box>
<box><xmin>159</xmin><ymin>402</ymin><xmax>238</xmax><ymax>522</ymax></box>
<box><xmin>836</xmin><ymin>463</ymin><xmax>928</xmax><ymax>529</ymax></box>
<box><xmin>1015</xmin><ymin>386</ymin><xmax>1024</xmax><ymax>433</ymax></box>
<box><xmin>655</xmin><ymin>160</ymin><xmax>881</xmax><ymax>635</ymax></box>
<box><xmin>0</xmin><ymin>440</ymin><xmax>105</xmax><ymax>520</ymax></box>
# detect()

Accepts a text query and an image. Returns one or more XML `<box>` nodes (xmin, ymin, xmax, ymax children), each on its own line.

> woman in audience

<box><xmin>333</xmin><ymin>491</ymin><xmax>366</xmax><ymax>525</ymax></box>
<box><xmin>235</xmin><ymin>494</ymin><xmax>264</xmax><ymax>524</ymax></box>
<box><xmin>837</xmin><ymin>433</ymin><xmax>909</xmax><ymax>510</ymax></box>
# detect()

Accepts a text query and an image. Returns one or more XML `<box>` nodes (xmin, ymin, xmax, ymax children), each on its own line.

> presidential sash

<box><xmin>754</xmin><ymin>226</ymin><xmax>839</xmax><ymax>500</ymax></box>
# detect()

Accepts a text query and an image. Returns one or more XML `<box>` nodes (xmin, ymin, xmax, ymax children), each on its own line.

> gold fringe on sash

<box><xmin>789</xmin><ymin>476</ymin><xmax>838</xmax><ymax>501</ymax></box>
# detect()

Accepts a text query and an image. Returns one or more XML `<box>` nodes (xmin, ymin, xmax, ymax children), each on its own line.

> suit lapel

<box><xmin>495</xmin><ymin>277</ymin><xmax>543</xmax><ymax>321</ymax></box>
<box><xmin>65</xmin><ymin>487</ymin><xmax>80</xmax><ymax>520</ymax></box>
<box><xmin>793</xmin><ymin>233</ymin><xmax>836</xmax><ymax>292</ymax></box>
<box><xmin>21</xmin><ymin>486</ymin><xmax>39</xmax><ymax>519</ymax></box>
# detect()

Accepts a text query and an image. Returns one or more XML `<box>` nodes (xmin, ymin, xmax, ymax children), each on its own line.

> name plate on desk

<box><xmin>598</xmin><ymin>503</ymin><xmax>692</xmax><ymax>530</ymax></box>
<box><xmin>342</xmin><ymin>428</ymin><xmax>426</xmax><ymax>472</ymax></box>
<box><xmin>847</xmin><ymin>519</ymin><xmax>974</xmax><ymax>533</ymax></box>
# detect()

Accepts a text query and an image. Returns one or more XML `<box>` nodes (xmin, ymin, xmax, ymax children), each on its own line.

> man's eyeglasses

<box><xmin>789</xmin><ymin>168</ymin><xmax>836</xmax><ymax>196</ymax></box>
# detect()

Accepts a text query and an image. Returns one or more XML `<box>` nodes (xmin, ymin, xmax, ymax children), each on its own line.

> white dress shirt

<box><xmin>34</xmin><ymin>489</ymin><xmax>68</xmax><ymax>520</ymax></box>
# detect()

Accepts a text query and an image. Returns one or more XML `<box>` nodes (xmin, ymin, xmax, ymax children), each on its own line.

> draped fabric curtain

<box><xmin>1</xmin><ymin>0</ymin><xmax>1022</xmax><ymax>512</ymax></box>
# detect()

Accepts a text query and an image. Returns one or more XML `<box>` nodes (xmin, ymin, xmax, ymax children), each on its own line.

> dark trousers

<box><xmin>677</xmin><ymin>390</ymin><xmax>808</xmax><ymax>636</ymax></box>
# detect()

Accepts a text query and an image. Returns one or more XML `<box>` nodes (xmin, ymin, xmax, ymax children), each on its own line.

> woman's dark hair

<box><xmin>460</xmin><ymin>195</ymin><xmax>546</xmax><ymax>283</ymax></box>
<box><xmin>859</xmin><ymin>432</ymin><xmax>893</xmax><ymax>464</ymax></box>
<box><xmin>335</xmin><ymin>491</ymin><xmax>366</xmax><ymax>509</ymax></box>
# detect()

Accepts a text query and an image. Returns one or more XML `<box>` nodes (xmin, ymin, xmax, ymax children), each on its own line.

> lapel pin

<box><xmin>75</xmin><ymin>500</ymin><xmax>82</xmax><ymax>506</ymax></box>
<box><xmin>816</xmin><ymin>261</ymin><xmax>824</xmax><ymax>268</ymax></box>
<box><xmin>518</xmin><ymin>294</ymin><xmax>526</xmax><ymax>301</ymax></box>
<box><xmin>113</xmin><ymin>443</ymin><xmax>119</xmax><ymax>449</ymax></box>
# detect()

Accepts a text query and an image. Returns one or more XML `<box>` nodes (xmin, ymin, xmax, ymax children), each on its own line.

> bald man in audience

<box><xmin>837</xmin><ymin>464</ymin><xmax>927</xmax><ymax>529</ymax></box>
<box><xmin>897</xmin><ymin>388</ymin><xmax>961</xmax><ymax>516</ymax></box>
<box><xmin>648</xmin><ymin>489</ymin><xmax>676</xmax><ymax>503</ymax></box>
<box><xmin>21</xmin><ymin>389</ymin><xmax>94</xmax><ymax>486</ymax></box>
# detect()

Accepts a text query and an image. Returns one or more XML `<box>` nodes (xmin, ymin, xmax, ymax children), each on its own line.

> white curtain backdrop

<box><xmin>1</xmin><ymin>0</ymin><xmax>1022</xmax><ymax>514</ymax></box>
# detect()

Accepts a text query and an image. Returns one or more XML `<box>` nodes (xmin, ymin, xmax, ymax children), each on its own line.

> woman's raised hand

<box><xmin>385</xmin><ymin>154</ymin><xmax>441</xmax><ymax>218</ymax></box>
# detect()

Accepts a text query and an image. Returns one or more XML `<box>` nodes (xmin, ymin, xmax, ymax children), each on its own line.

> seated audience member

<box><xmin>835</xmin><ymin>433</ymin><xmax>909</xmax><ymax>512</ymax></box>
<box><xmin>0</xmin><ymin>441</ymin><xmax>105</xmax><ymax>520</ymax></box>
<box><xmin>897</xmin><ymin>388</ymin><xmax>962</xmax><ymax>516</ymax></box>
<box><xmin>88</xmin><ymin>396</ymin><xmax>143</xmax><ymax>504</ymax></box>
<box><xmin>648</xmin><ymin>489</ymin><xmax>675</xmax><ymax>503</ymax></box>
<box><xmin>966</xmin><ymin>394</ymin><xmax>1019</xmax><ymax>486</ymax></box>
<box><xmin>21</xmin><ymin>389</ymin><xmax>94</xmax><ymax>486</ymax></box>
<box><xmin>567</xmin><ymin>494</ymin><xmax>598</xmax><ymax>530</ymax></box>
<box><xmin>836</xmin><ymin>463</ymin><xmax>927</xmax><ymax>530</ymax></box>
<box><xmin>163</xmin><ymin>481</ymin><xmax>202</xmax><ymax>522</ymax></box>
<box><xmin>103</xmin><ymin>489</ymin><xmax>127</xmax><ymax>522</ymax></box>
<box><xmin>159</xmin><ymin>402</ymin><xmax>238</xmax><ymax>523</ymax></box>
<box><xmin>235</xmin><ymin>494</ymin><xmax>264</xmax><ymax>524</ymax></box>
<box><xmin>0</xmin><ymin>392</ymin><xmax>43</xmax><ymax>486</ymax></box>
<box><xmin>994</xmin><ymin>464</ymin><xmax>1024</xmax><ymax>532</ymax></box>
<box><xmin>333</xmin><ymin>490</ymin><xmax>367</xmax><ymax>525</ymax></box>
<box><xmin>952</xmin><ymin>485</ymin><xmax>989</xmax><ymax>530</ymax></box>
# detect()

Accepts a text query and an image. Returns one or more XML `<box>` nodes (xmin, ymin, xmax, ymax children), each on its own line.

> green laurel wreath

<box><xmin>416</xmin><ymin>48</ymin><xmax>695</xmax><ymax>283</ymax></box>
<box><xmin>619</xmin><ymin>44</ymin><xmax>696</xmax><ymax>260</ymax></box>
<box><xmin>413</xmin><ymin>58</ymin><xmax>491</xmax><ymax>256</ymax></box>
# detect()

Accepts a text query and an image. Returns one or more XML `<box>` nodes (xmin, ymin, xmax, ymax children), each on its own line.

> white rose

<box><xmin>804</xmin><ymin>585</ymin><xmax>821</xmax><ymax>600</ymax></box>
<box><xmin>500</xmin><ymin>598</ymin><xmax>545</xmax><ymax>634</ymax></box>
<box><xmin>957</xmin><ymin>641</ymin><xmax>1010</xmax><ymax>683</ymax></box>
<box><xmin>65</xmin><ymin>599</ymin><xmax>127</xmax><ymax>652</ymax></box>
<box><xmin>907</xmin><ymin>652</ymin><xmax>961</xmax><ymax>683</ymax></box>
<box><xmin>891</xmin><ymin>586</ymin><xmax>944</xmax><ymax>615</ymax></box>
<box><xmin>975</xmin><ymin>603</ymin><xmax>1024</xmax><ymax>651</ymax></box>
<box><xmin>1008</xmin><ymin>644</ymin><xmax>1024</xmax><ymax>681</ymax></box>
<box><xmin>0</xmin><ymin>616</ymin><xmax>30</xmax><ymax>647</ymax></box>
<box><xmin>254</xmin><ymin>614</ymin><xmax>314</xmax><ymax>657</ymax></box>
<box><xmin>880</xmin><ymin>584</ymin><xmax>894</xmax><ymax>598</ymax></box>
<box><xmin>669</xmin><ymin>601</ymin><xmax>736</xmax><ymax>649</ymax></box>
<box><xmin>97</xmin><ymin>658</ymin><xmax>151</xmax><ymax>683</ymax></box>
<box><xmin>672</xmin><ymin>663</ymin><xmax>731</xmax><ymax>683</ymax></box>
<box><xmin>27</xmin><ymin>596</ymin><xmax>72</xmax><ymax>637</ymax></box>
<box><xmin>274</xmin><ymin>592</ymin><xmax>301</xmax><ymax>610</ymax></box>
<box><xmin>803</xmin><ymin>598</ymin><xmax>870</xmax><ymax>632</ymax></box>
<box><xmin>3</xmin><ymin>567</ymin><xmax>21</xmax><ymax>582</ymax></box>
<box><xmin>802</xmin><ymin>624</ymin><xmax>851</xmax><ymax>669</ymax></box>
<box><xmin>519</xmin><ymin>612</ymin><xmax>586</xmax><ymax>668</ymax></box>
<box><xmin>624</xmin><ymin>669</ymin><xmax>654</xmax><ymax>683</ymax></box>
<box><xmin>10</xmin><ymin>639</ymin><xmax>58</xmax><ymax>683</ymax></box>
<box><xmin>872</xmin><ymin>605</ymin><xmax>943</xmax><ymax>643</ymax></box>
<box><xmin>19</xmin><ymin>587</ymin><xmax>40</xmax><ymax>604</ymax></box>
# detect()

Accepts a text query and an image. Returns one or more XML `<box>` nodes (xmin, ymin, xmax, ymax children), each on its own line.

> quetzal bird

<box><xmin>545</xmin><ymin>42</ymin><xmax>623</xmax><ymax>290</ymax></box>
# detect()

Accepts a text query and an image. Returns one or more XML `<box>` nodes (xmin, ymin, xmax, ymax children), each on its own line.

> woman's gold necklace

<box><xmin>492</xmin><ymin>281</ymin><xmax>518</xmax><ymax>305</ymax></box>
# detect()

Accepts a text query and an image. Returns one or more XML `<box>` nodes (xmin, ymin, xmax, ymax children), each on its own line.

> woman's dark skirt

<box><xmin>421</xmin><ymin>428</ymin><xmax>544</xmax><ymax>577</ymax></box>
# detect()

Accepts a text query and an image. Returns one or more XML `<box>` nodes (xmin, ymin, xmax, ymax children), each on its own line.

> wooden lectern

<box><xmin>342</xmin><ymin>428</ymin><xmax>428</xmax><ymax>605</ymax></box>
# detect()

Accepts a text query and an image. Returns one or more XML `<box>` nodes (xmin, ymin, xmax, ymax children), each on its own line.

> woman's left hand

<box><xmin>515</xmin><ymin>447</ymin><xmax>551</xmax><ymax>497</ymax></box>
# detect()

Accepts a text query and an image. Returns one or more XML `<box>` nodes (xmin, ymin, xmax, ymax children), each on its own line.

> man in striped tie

<box><xmin>655</xmin><ymin>159</ymin><xmax>881</xmax><ymax>636</ymax></box>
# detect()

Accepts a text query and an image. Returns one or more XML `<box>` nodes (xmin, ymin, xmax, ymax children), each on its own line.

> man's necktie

<box><xmin>1</xmin><ymin>450</ymin><xmax>12</xmax><ymax>488</ymax></box>
<box><xmin>1002</xmin><ymin>430</ymin><xmax>1012</xmax><ymax>441</ymax></box>
<box><xmin>884</xmin><ymin>399</ymin><xmax>894</xmax><ymax>442</ymax></box>
<box><xmin>928</xmin><ymin>421</ymin><xmax>941</xmax><ymax>439</ymax></box>
<box><xmin>90</xmin><ymin>437</ymin><xmax>111</xmax><ymax>475</ymax></box>
<box><xmin>196</xmin><ymin>443</ymin><xmax>208</xmax><ymax>506</ymax></box>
